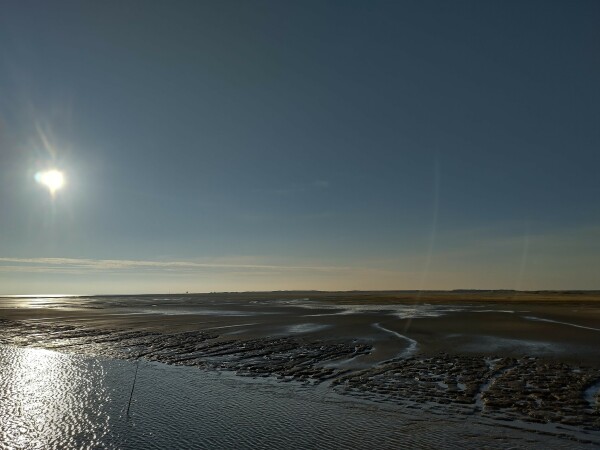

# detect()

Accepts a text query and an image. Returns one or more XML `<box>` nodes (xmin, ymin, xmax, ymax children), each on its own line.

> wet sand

<box><xmin>2</xmin><ymin>290</ymin><xmax>598</xmax><ymax>364</ymax></box>
<box><xmin>1</xmin><ymin>290</ymin><xmax>599</xmax><ymax>437</ymax></box>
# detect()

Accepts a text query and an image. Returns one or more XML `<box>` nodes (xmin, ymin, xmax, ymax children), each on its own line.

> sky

<box><xmin>0</xmin><ymin>0</ymin><xmax>599</xmax><ymax>294</ymax></box>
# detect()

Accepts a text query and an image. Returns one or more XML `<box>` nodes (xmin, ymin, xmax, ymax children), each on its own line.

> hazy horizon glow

<box><xmin>1</xmin><ymin>1</ymin><xmax>598</xmax><ymax>294</ymax></box>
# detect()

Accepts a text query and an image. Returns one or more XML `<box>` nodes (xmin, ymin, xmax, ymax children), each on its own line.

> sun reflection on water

<box><xmin>0</xmin><ymin>296</ymin><xmax>81</xmax><ymax>310</ymax></box>
<box><xmin>0</xmin><ymin>347</ymin><xmax>112</xmax><ymax>450</ymax></box>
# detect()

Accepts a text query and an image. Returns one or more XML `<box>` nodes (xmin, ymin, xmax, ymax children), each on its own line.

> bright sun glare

<box><xmin>35</xmin><ymin>170</ymin><xmax>65</xmax><ymax>194</ymax></box>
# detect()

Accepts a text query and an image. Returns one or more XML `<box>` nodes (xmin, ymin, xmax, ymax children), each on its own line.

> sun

<box><xmin>35</xmin><ymin>170</ymin><xmax>65</xmax><ymax>194</ymax></box>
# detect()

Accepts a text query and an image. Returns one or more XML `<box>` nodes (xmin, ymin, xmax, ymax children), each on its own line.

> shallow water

<box><xmin>0</xmin><ymin>294</ymin><xmax>470</xmax><ymax>318</ymax></box>
<box><xmin>0</xmin><ymin>345</ymin><xmax>595</xmax><ymax>449</ymax></box>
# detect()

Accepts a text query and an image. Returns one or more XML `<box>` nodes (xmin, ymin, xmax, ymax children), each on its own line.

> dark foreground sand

<box><xmin>1</xmin><ymin>290</ymin><xmax>599</xmax><ymax>434</ymax></box>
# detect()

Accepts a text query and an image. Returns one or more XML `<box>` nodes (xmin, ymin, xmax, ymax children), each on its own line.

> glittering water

<box><xmin>0</xmin><ymin>347</ymin><xmax>116</xmax><ymax>449</ymax></box>
<box><xmin>0</xmin><ymin>345</ymin><xmax>593</xmax><ymax>449</ymax></box>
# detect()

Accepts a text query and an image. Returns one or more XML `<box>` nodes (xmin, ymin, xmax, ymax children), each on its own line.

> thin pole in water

<box><xmin>126</xmin><ymin>359</ymin><xmax>140</xmax><ymax>417</ymax></box>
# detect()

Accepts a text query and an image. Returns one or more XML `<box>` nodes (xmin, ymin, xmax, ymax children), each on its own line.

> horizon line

<box><xmin>2</xmin><ymin>288</ymin><xmax>600</xmax><ymax>298</ymax></box>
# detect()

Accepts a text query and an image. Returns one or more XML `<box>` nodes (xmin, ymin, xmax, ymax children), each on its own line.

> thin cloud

<box><xmin>0</xmin><ymin>257</ymin><xmax>350</xmax><ymax>275</ymax></box>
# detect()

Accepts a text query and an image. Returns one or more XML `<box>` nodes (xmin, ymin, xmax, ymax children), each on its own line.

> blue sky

<box><xmin>1</xmin><ymin>1</ymin><xmax>599</xmax><ymax>294</ymax></box>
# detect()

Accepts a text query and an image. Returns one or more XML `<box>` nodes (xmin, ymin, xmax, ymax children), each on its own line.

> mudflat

<box><xmin>1</xmin><ymin>290</ymin><xmax>598</xmax><ymax>364</ymax></box>
<box><xmin>1</xmin><ymin>290</ymin><xmax>599</xmax><ymax>435</ymax></box>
